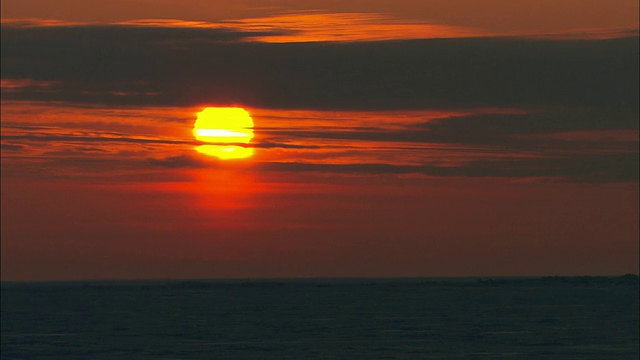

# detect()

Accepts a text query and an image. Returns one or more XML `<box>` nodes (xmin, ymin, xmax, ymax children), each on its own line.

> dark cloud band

<box><xmin>2</xmin><ymin>23</ymin><xmax>638</xmax><ymax>111</ymax></box>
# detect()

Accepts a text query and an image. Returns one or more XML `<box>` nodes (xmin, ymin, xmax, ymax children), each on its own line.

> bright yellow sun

<box><xmin>193</xmin><ymin>107</ymin><xmax>255</xmax><ymax>159</ymax></box>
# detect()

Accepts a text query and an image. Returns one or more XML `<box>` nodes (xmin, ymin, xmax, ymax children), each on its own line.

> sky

<box><xmin>1</xmin><ymin>0</ymin><xmax>638</xmax><ymax>281</ymax></box>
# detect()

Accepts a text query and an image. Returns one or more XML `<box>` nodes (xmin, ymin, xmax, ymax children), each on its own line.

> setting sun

<box><xmin>194</xmin><ymin>107</ymin><xmax>254</xmax><ymax>143</ymax></box>
<box><xmin>193</xmin><ymin>107</ymin><xmax>254</xmax><ymax>159</ymax></box>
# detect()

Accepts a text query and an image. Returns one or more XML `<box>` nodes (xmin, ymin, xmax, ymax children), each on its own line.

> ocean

<box><xmin>2</xmin><ymin>277</ymin><xmax>638</xmax><ymax>359</ymax></box>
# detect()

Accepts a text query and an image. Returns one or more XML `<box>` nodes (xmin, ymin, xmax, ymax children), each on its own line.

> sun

<box><xmin>193</xmin><ymin>107</ymin><xmax>254</xmax><ymax>143</ymax></box>
<box><xmin>193</xmin><ymin>107</ymin><xmax>255</xmax><ymax>159</ymax></box>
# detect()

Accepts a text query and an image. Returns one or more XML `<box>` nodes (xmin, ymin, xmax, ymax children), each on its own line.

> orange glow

<box><xmin>232</xmin><ymin>12</ymin><xmax>488</xmax><ymax>42</ymax></box>
<box><xmin>113</xmin><ymin>13</ymin><xmax>488</xmax><ymax>43</ymax></box>
<box><xmin>193</xmin><ymin>107</ymin><xmax>255</xmax><ymax>159</ymax></box>
<box><xmin>0</xmin><ymin>79</ymin><xmax>58</xmax><ymax>92</ymax></box>
<box><xmin>5</xmin><ymin>11</ymin><xmax>636</xmax><ymax>44</ymax></box>
<box><xmin>116</xmin><ymin>13</ymin><xmax>639</xmax><ymax>42</ymax></box>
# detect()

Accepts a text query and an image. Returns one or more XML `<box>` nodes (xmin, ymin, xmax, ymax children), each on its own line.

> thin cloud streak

<box><xmin>227</xmin><ymin>11</ymin><xmax>489</xmax><ymax>42</ymax></box>
<box><xmin>2</xmin><ymin>104</ymin><xmax>637</xmax><ymax>183</ymax></box>
<box><xmin>145</xmin><ymin>152</ymin><xmax>639</xmax><ymax>183</ymax></box>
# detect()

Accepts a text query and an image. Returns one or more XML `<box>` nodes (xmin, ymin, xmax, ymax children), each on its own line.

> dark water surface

<box><xmin>2</xmin><ymin>277</ymin><xmax>638</xmax><ymax>359</ymax></box>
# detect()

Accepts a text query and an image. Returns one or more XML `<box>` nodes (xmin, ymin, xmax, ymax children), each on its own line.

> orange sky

<box><xmin>1</xmin><ymin>0</ymin><xmax>638</xmax><ymax>281</ymax></box>
<box><xmin>2</xmin><ymin>1</ymin><xmax>639</xmax><ymax>43</ymax></box>
<box><xmin>2</xmin><ymin>0</ymin><xmax>638</xmax><ymax>34</ymax></box>
<box><xmin>2</xmin><ymin>101</ymin><xmax>638</xmax><ymax>280</ymax></box>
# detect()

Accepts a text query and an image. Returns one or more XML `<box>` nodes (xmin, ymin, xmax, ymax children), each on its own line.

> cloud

<box><xmin>420</xmin><ymin>109</ymin><xmax>639</xmax><ymax>135</ymax></box>
<box><xmin>2</xmin><ymin>20</ymin><xmax>638</xmax><ymax>110</ymax></box>
<box><xmin>4</xmin><ymin>121</ymin><xmax>636</xmax><ymax>183</ymax></box>
<box><xmin>146</xmin><ymin>152</ymin><xmax>638</xmax><ymax>183</ymax></box>
<box><xmin>261</xmin><ymin>108</ymin><xmax>638</xmax><ymax>151</ymax></box>
<box><xmin>2</xmin><ymin>19</ymin><xmax>637</xmax><ymax>184</ymax></box>
<box><xmin>2</xmin><ymin>132</ymin><xmax>193</xmax><ymax>146</ymax></box>
<box><xmin>1</xmin><ymin>144</ymin><xmax>24</xmax><ymax>151</ymax></box>
<box><xmin>4</xmin><ymin>103</ymin><xmax>635</xmax><ymax>183</ymax></box>
<box><xmin>409</xmin><ymin>109</ymin><xmax>639</xmax><ymax>150</ymax></box>
<box><xmin>1</xmin><ymin>129</ymin><xmax>320</xmax><ymax>150</ymax></box>
<box><xmin>275</xmin><ymin>153</ymin><xmax>639</xmax><ymax>183</ymax></box>
<box><xmin>226</xmin><ymin>11</ymin><xmax>489</xmax><ymax>42</ymax></box>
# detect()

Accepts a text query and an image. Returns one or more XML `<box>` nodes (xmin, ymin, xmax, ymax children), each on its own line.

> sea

<box><xmin>2</xmin><ymin>276</ymin><xmax>638</xmax><ymax>359</ymax></box>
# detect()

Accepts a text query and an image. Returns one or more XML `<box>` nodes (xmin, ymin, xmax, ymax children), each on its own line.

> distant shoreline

<box><xmin>2</xmin><ymin>274</ymin><xmax>638</xmax><ymax>288</ymax></box>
